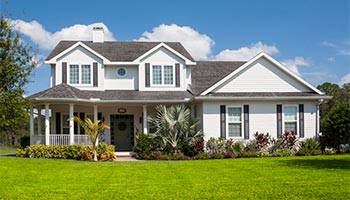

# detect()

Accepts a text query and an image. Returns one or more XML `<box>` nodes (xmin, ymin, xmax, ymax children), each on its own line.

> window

<box><xmin>69</xmin><ymin>64</ymin><xmax>92</xmax><ymax>85</ymax></box>
<box><xmin>227</xmin><ymin>107</ymin><xmax>242</xmax><ymax>137</ymax></box>
<box><xmin>117</xmin><ymin>68</ymin><xmax>126</xmax><ymax>77</ymax></box>
<box><xmin>152</xmin><ymin>65</ymin><xmax>162</xmax><ymax>84</ymax></box>
<box><xmin>81</xmin><ymin>65</ymin><xmax>91</xmax><ymax>84</ymax></box>
<box><xmin>284</xmin><ymin>106</ymin><xmax>297</xmax><ymax>134</ymax></box>
<box><xmin>151</xmin><ymin>65</ymin><xmax>174</xmax><ymax>85</ymax></box>
<box><xmin>69</xmin><ymin>65</ymin><xmax>79</xmax><ymax>84</ymax></box>
<box><xmin>164</xmin><ymin>65</ymin><xmax>173</xmax><ymax>84</ymax></box>
<box><xmin>62</xmin><ymin>114</ymin><xmax>70</xmax><ymax>134</ymax></box>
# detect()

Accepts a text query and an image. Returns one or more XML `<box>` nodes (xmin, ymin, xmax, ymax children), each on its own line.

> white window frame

<box><xmin>282</xmin><ymin>105</ymin><xmax>299</xmax><ymax>135</ymax></box>
<box><xmin>68</xmin><ymin>63</ymin><xmax>93</xmax><ymax>86</ymax></box>
<box><xmin>226</xmin><ymin>105</ymin><xmax>244</xmax><ymax>139</ymax></box>
<box><xmin>62</xmin><ymin>114</ymin><xmax>70</xmax><ymax>134</ymax></box>
<box><xmin>150</xmin><ymin>64</ymin><xmax>175</xmax><ymax>87</ymax></box>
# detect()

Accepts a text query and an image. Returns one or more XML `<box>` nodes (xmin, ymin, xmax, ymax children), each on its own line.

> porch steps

<box><xmin>115</xmin><ymin>151</ymin><xmax>136</xmax><ymax>158</ymax></box>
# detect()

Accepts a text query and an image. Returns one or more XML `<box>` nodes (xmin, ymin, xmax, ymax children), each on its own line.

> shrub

<box><xmin>271</xmin><ymin>148</ymin><xmax>294</xmax><ymax>157</ymax></box>
<box><xmin>254</xmin><ymin>132</ymin><xmax>270</xmax><ymax>149</ymax></box>
<box><xmin>244</xmin><ymin>140</ymin><xmax>258</xmax><ymax>152</ymax></box>
<box><xmin>241</xmin><ymin>151</ymin><xmax>261</xmax><ymax>158</ymax></box>
<box><xmin>20</xmin><ymin>136</ymin><xmax>30</xmax><ymax>148</ymax></box>
<box><xmin>338</xmin><ymin>144</ymin><xmax>350</xmax><ymax>154</ymax></box>
<box><xmin>324</xmin><ymin>147</ymin><xmax>336</xmax><ymax>155</ymax></box>
<box><xmin>133</xmin><ymin>133</ymin><xmax>155</xmax><ymax>154</ymax></box>
<box><xmin>282</xmin><ymin>131</ymin><xmax>298</xmax><ymax>149</ymax></box>
<box><xmin>296</xmin><ymin>138</ymin><xmax>321</xmax><ymax>156</ymax></box>
<box><xmin>194</xmin><ymin>152</ymin><xmax>209</xmax><ymax>160</ymax></box>
<box><xmin>182</xmin><ymin>137</ymin><xmax>204</xmax><ymax>157</ymax></box>
<box><xmin>210</xmin><ymin>152</ymin><xmax>224</xmax><ymax>159</ymax></box>
<box><xmin>206</xmin><ymin>137</ymin><xmax>225</xmax><ymax>155</ymax></box>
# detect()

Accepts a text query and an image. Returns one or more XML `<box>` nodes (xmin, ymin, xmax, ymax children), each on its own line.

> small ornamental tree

<box><xmin>72</xmin><ymin>117</ymin><xmax>110</xmax><ymax>161</ymax></box>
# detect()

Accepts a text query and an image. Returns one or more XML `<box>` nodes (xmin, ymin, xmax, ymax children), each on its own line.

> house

<box><xmin>28</xmin><ymin>27</ymin><xmax>330</xmax><ymax>151</ymax></box>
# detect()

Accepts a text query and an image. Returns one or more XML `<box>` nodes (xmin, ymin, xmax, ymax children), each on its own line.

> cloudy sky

<box><xmin>2</xmin><ymin>0</ymin><xmax>349</xmax><ymax>95</ymax></box>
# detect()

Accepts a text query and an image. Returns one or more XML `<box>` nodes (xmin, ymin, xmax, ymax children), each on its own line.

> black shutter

<box><xmin>93</xmin><ymin>62</ymin><xmax>98</xmax><ymax>87</ymax></box>
<box><xmin>62</xmin><ymin>62</ymin><xmax>67</xmax><ymax>84</ymax></box>
<box><xmin>277</xmin><ymin>104</ymin><xmax>282</xmax><ymax>138</ymax></box>
<box><xmin>56</xmin><ymin>112</ymin><xmax>61</xmax><ymax>134</ymax></box>
<box><xmin>299</xmin><ymin>104</ymin><xmax>304</xmax><ymax>138</ymax></box>
<box><xmin>220</xmin><ymin>105</ymin><xmax>226</xmax><ymax>139</ymax></box>
<box><xmin>175</xmin><ymin>63</ymin><xmax>180</xmax><ymax>87</ymax></box>
<box><xmin>74</xmin><ymin>112</ymin><xmax>78</xmax><ymax>134</ymax></box>
<box><xmin>98</xmin><ymin>112</ymin><xmax>102</xmax><ymax>121</ymax></box>
<box><xmin>79</xmin><ymin>112</ymin><xmax>85</xmax><ymax>135</ymax></box>
<box><xmin>145</xmin><ymin>63</ymin><xmax>150</xmax><ymax>87</ymax></box>
<box><xmin>244</xmin><ymin>105</ymin><xmax>249</xmax><ymax>139</ymax></box>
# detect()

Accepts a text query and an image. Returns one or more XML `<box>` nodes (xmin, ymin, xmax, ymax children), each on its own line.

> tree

<box><xmin>317</xmin><ymin>82</ymin><xmax>341</xmax><ymax>122</ymax></box>
<box><xmin>72</xmin><ymin>117</ymin><xmax>109</xmax><ymax>161</ymax></box>
<box><xmin>322</xmin><ymin>102</ymin><xmax>350</xmax><ymax>147</ymax></box>
<box><xmin>0</xmin><ymin>16</ymin><xmax>36</xmax><ymax>142</ymax></box>
<box><xmin>148</xmin><ymin>104</ymin><xmax>202</xmax><ymax>154</ymax></box>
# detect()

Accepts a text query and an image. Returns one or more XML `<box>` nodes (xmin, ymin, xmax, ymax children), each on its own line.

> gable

<box><xmin>213</xmin><ymin>57</ymin><xmax>312</xmax><ymax>93</ymax></box>
<box><xmin>56</xmin><ymin>45</ymin><xmax>103</xmax><ymax>64</ymax></box>
<box><xmin>140</xmin><ymin>46</ymin><xmax>185</xmax><ymax>63</ymax></box>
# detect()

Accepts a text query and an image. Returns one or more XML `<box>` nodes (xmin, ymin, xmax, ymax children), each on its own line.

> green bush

<box><xmin>206</xmin><ymin>137</ymin><xmax>225</xmax><ymax>155</ymax></box>
<box><xmin>20</xmin><ymin>136</ymin><xmax>30</xmax><ymax>148</ymax></box>
<box><xmin>241</xmin><ymin>151</ymin><xmax>261</xmax><ymax>158</ymax></box>
<box><xmin>254</xmin><ymin>132</ymin><xmax>270</xmax><ymax>150</ymax></box>
<box><xmin>271</xmin><ymin>148</ymin><xmax>294</xmax><ymax>157</ymax></box>
<box><xmin>244</xmin><ymin>140</ymin><xmax>258</xmax><ymax>152</ymax></box>
<box><xmin>296</xmin><ymin>138</ymin><xmax>321</xmax><ymax>156</ymax></box>
<box><xmin>16</xmin><ymin>143</ymin><xmax>116</xmax><ymax>161</ymax></box>
<box><xmin>324</xmin><ymin>147</ymin><xmax>336</xmax><ymax>155</ymax></box>
<box><xmin>210</xmin><ymin>152</ymin><xmax>224</xmax><ymax>159</ymax></box>
<box><xmin>194</xmin><ymin>152</ymin><xmax>209</xmax><ymax>160</ymax></box>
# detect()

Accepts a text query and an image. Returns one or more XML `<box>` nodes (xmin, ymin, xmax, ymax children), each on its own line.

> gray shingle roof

<box><xmin>28</xmin><ymin>84</ymin><xmax>193</xmax><ymax>101</ymax></box>
<box><xmin>46</xmin><ymin>41</ymin><xmax>195</xmax><ymax>62</ymax></box>
<box><xmin>191</xmin><ymin>61</ymin><xmax>246</xmax><ymax>95</ymax></box>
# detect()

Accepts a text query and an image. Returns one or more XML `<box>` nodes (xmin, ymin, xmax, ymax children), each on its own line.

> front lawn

<box><xmin>0</xmin><ymin>151</ymin><xmax>349</xmax><ymax>199</ymax></box>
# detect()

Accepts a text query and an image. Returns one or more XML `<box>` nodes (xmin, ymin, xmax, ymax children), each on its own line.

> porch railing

<box><xmin>74</xmin><ymin>135</ymin><xmax>91</xmax><ymax>145</ymax></box>
<box><xmin>33</xmin><ymin>135</ymin><xmax>91</xmax><ymax>146</ymax></box>
<box><xmin>32</xmin><ymin>135</ymin><xmax>45</xmax><ymax>145</ymax></box>
<box><xmin>50</xmin><ymin>134</ymin><xmax>70</xmax><ymax>145</ymax></box>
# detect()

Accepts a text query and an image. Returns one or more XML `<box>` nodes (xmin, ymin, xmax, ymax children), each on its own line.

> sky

<box><xmin>1</xmin><ymin>0</ymin><xmax>349</xmax><ymax>95</ymax></box>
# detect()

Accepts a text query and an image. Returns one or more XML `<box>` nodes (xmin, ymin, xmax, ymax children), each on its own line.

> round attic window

<box><xmin>117</xmin><ymin>68</ymin><xmax>126</xmax><ymax>77</ymax></box>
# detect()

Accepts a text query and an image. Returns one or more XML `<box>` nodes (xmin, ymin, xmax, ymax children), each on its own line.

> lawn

<box><xmin>0</xmin><ymin>147</ymin><xmax>349</xmax><ymax>199</ymax></box>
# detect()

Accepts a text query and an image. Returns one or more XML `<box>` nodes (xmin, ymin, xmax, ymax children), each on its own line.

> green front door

<box><xmin>110</xmin><ymin>115</ymin><xmax>134</xmax><ymax>151</ymax></box>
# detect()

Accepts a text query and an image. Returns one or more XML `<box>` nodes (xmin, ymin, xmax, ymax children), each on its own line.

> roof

<box><xmin>191</xmin><ymin>61</ymin><xmax>246</xmax><ymax>95</ymax></box>
<box><xmin>46</xmin><ymin>41</ymin><xmax>195</xmax><ymax>62</ymax></box>
<box><xmin>28</xmin><ymin>84</ymin><xmax>193</xmax><ymax>102</ymax></box>
<box><xmin>195</xmin><ymin>92</ymin><xmax>331</xmax><ymax>100</ymax></box>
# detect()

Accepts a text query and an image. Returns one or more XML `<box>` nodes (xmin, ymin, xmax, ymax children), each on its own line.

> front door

<box><xmin>110</xmin><ymin>115</ymin><xmax>134</xmax><ymax>151</ymax></box>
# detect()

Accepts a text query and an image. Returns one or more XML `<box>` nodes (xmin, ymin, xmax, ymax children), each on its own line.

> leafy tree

<box><xmin>317</xmin><ymin>82</ymin><xmax>341</xmax><ymax>122</ymax></box>
<box><xmin>0</xmin><ymin>16</ymin><xmax>36</xmax><ymax>140</ymax></box>
<box><xmin>72</xmin><ymin>117</ymin><xmax>109</xmax><ymax>161</ymax></box>
<box><xmin>148</xmin><ymin>104</ymin><xmax>202</xmax><ymax>154</ymax></box>
<box><xmin>322</xmin><ymin>102</ymin><xmax>350</xmax><ymax>147</ymax></box>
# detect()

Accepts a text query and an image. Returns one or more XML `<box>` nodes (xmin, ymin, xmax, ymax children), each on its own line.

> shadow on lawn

<box><xmin>278</xmin><ymin>156</ymin><xmax>350</xmax><ymax>170</ymax></box>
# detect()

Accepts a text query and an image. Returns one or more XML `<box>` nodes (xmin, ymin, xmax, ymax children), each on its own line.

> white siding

<box><xmin>139</xmin><ymin>47</ymin><xmax>187</xmax><ymax>91</ymax></box>
<box><xmin>214</xmin><ymin>57</ymin><xmax>312</xmax><ymax>93</ymax></box>
<box><xmin>104</xmin><ymin>65</ymin><xmax>138</xmax><ymax>90</ymax></box>
<box><xmin>202</xmin><ymin>100</ymin><xmax>318</xmax><ymax>141</ymax></box>
<box><xmin>56</xmin><ymin>46</ymin><xmax>104</xmax><ymax>90</ymax></box>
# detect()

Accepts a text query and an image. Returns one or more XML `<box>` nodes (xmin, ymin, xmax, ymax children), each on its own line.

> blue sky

<box><xmin>2</xmin><ymin>0</ymin><xmax>349</xmax><ymax>95</ymax></box>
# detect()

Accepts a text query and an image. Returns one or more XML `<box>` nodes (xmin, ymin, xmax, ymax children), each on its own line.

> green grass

<box><xmin>0</xmin><ymin>149</ymin><xmax>349</xmax><ymax>200</ymax></box>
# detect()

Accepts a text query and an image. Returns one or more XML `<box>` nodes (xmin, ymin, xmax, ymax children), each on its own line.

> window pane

<box><xmin>285</xmin><ymin>122</ymin><xmax>297</xmax><ymax>133</ymax></box>
<box><xmin>164</xmin><ymin>65</ymin><xmax>173</xmax><ymax>84</ymax></box>
<box><xmin>69</xmin><ymin>65</ymin><xmax>79</xmax><ymax>84</ymax></box>
<box><xmin>152</xmin><ymin>65</ymin><xmax>162</xmax><ymax>84</ymax></box>
<box><xmin>81</xmin><ymin>65</ymin><xmax>91</xmax><ymax>84</ymax></box>
<box><xmin>228</xmin><ymin>107</ymin><xmax>241</xmax><ymax>122</ymax></box>
<box><xmin>228</xmin><ymin>123</ymin><xmax>241</xmax><ymax>137</ymax></box>
<box><xmin>284</xmin><ymin>106</ymin><xmax>297</xmax><ymax>121</ymax></box>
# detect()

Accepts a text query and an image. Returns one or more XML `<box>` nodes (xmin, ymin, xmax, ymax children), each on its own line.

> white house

<box><xmin>28</xmin><ymin>27</ymin><xmax>330</xmax><ymax>151</ymax></box>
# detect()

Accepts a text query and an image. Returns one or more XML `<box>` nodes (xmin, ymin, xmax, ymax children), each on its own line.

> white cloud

<box><xmin>281</xmin><ymin>57</ymin><xmax>310</xmax><ymax>76</ymax></box>
<box><xmin>321</xmin><ymin>41</ymin><xmax>337</xmax><ymax>48</ymax></box>
<box><xmin>338</xmin><ymin>49</ymin><xmax>350</xmax><ymax>55</ymax></box>
<box><xmin>12</xmin><ymin>19</ymin><xmax>116</xmax><ymax>50</ymax></box>
<box><xmin>327</xmin><ymin>57</ymin><xmax>336</xmax><ymax>62</ymax></box>
<box><xmin>214</xmin><ymin>42</ymin><xmax>279</xmax><ymax>61</ymax></box>
<box><xmin>137</xmin><ymin>24</ymin><xmax>214</xmax><ymax>60</ymax></box>
<box><xmin>340</xmin><ymin>74</ymin><xmax>350</xmax><ymax>85</ymax></box>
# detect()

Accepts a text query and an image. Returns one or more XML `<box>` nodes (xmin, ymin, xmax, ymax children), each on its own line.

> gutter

<box><xmin>195</xmin><ymin>95</ymin><xmax>332</xmax><ymax>101</ymax></box>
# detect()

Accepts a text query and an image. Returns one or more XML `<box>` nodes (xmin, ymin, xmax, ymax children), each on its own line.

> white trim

<box><xmin>226</xmin><ymin>105</ymin><xmax>244</xmax><ymax>139</ymax></box>
<box><xmin>195</xmin><ymin>96</ymin><xmax>331</xmax><ymax>100</ymax></box>
<box><xmin>282</xmin><ymin>104</ymin><xmax>299</xmax><ymax>135</ymax></box>
<box><xmin>134</xmin><ymin>42</ymin><xmax>196</xmax><ymax>65</ymax></box>
<box><xmin>31</xmin><ymin>98</ymin><xmax>192</xmax><ymax>104</ymax></box>
<box><xmin>45</xmin><ymin>42</ymin><xmax>109</xmax><ymax>64</ymax></box>
<box><xmin>150</xmin><ymin>64</ymin><xmax>175</xmax><ymax>87</ymax></box>
<box><xmin>68</xmin><ymin>63</ymin><xmax>93</xmax><ymax>86</ymax></box>
<box><xmin>200</xmin><ymin>52</ymin><xmax>323</xmax><ymax>95</ymax></box>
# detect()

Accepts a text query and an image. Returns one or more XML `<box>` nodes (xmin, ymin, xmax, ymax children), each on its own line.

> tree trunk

<box><xmin>93</xmin><ymin>145</ymin><xmax>98</xmax><ymax>161</ymax></box>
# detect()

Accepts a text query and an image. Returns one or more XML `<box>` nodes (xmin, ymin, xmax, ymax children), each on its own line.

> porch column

<box><xmin>93</xmin><ymin>105</ymin><xmax>98</xmax><ymax>146</ymax></box>
<box><xmin>29</xmin><ymin>106</ymin><xmax>34</xmax><ymax>145</ymax></box>
<box><xmin>45</xmin><ymin>104</ymin><xmax>50</xmax><ymax>145</ymax></box>
<box><xmin>69</xmin><ymin>104</ymin><xmax>75</xmax><ymax>145</ymax></box>
<box><xmin>191</xmin><ymin>105</ymin><xmax>195</xmax><ymax>118</ymax></box>
<box><xmin>316</xmin><ymin>101</ymin><xmax>320</xmax><ymax>138</ymax></box>
<box><xmin>143</xmin><ymin>105</ymin><xmax>148</xmax><ymax>134</ymax></box>
<box><xmin>37</xmin><ymin>108</ymin><xmax>42</xmax><ymax>136</ymax></box>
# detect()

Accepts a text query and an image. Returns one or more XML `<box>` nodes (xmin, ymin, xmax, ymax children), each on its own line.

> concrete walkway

<box><xmin>115</xmin><ymin>156</ymin><xmax>140</xmax><ymax>162</ymax></box>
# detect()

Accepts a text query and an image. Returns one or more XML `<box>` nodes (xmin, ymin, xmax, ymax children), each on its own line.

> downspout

<box><xmin>316</xmin><ymin>99</ymin><xmax>323</xmax><ymax>138</ymax></box>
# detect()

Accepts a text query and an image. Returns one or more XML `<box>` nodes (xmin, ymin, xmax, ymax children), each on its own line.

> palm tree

<box><xmin>72</xmin><ymin>117</ymin><xmax>110</xmax><ymax>161</ymax></box>
<box><xmin>148</xmin><ymin>104</ymin><xmax>202</xmax><ymax>154</ymax></box>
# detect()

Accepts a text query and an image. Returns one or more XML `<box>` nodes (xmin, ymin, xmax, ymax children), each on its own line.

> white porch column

<box><xmin>143</xmin><ymin>105</ymin><xmax>148</xmax><ymax>134</ymax></box>
<box><xmin>29</xmin><ymin>106</ymin><xmax>34</xmax><ymax>145</ymax></box>
<box><xmin>93</xmin><ymin>105</ymin><xmax>98</xmax><ymax>146</ymax></box>
<box><xmin>45</xmin><ymin>104</ymin><xmax>50</xmax><ymax>145</ymax></box>
<box><xmin>37</xmin><ymin>108</ymin><xmax>42</xmax><ymax>136</ymax></box>
<box><xmin>69</xmin><ymin>104</ymin><xmax>75</xmax><ymax>145</ymax></box>
<box><xmin>316</xmin><ymin>101</ymin><xmax>321</xmax><ymax>138</ymax></box>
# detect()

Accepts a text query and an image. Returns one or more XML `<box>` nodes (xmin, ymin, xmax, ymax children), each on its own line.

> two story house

<box><xmin>28</xmin><ymin>27</ymin><xmax>329</xmax><ymax>151</ymax></box>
